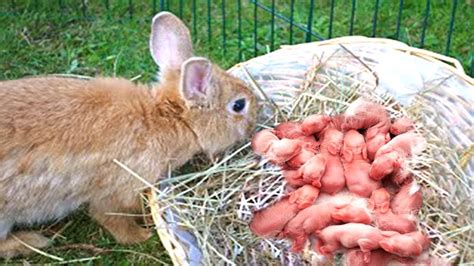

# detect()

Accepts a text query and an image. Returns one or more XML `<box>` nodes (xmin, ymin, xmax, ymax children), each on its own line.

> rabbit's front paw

<box><xmin>92</xmin><ymin>210</ymin><xmax>152</xmax><ymax>245</ymax></box>
<box><xmin>0</xmin><ymin>231</ymin><xmax>50</xmax><ymax>258</ymax></box>
<box><xmin>114</xmin><ymin>226</ymin><xmax>152</xmax><ymax>244</ymax></box>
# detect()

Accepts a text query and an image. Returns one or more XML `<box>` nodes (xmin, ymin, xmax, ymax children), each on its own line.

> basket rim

<box><xmin>230</xmin><ymin>36</ymin><xmax>474</xmax><ymax>86</ymax></box>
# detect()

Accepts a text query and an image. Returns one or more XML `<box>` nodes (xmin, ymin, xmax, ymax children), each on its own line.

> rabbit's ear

<box><xmin>180</xmin><ymin>57</ymin><xmax>214</xmax><ymax>106</ymax></box>
<box><xmin>150</xmin><ymin>12</ymin><xmax>193</xmax><ymax>75</ymax></box>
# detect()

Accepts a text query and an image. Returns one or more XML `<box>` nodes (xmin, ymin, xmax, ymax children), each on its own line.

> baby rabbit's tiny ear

<box><xmin>150</xmin><ymin>12</ymin><xmax>193</xmax><ymax>75</ymax></box>
<box><xmin>180</xmin><ymin>57</ymin><xmax>213</xmax><ymax>106</ymax></box>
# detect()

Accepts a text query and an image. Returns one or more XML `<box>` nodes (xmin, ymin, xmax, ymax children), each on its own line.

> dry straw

<box><xmin>146</xmin><ymin>36</ymin><xmax>473</xmax><ymax>265</ymax></box>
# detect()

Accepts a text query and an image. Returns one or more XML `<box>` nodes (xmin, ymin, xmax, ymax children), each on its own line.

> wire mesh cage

<box><xmin>2</xmin><ymin>0</ymin><xmax>472</xmax><ymax>76</ymax></box>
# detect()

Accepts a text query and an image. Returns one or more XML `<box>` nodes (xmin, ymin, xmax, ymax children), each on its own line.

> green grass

<box><xmin>0</xmin><ymin>0</ymin><xmax>472</xmax><ymax>264</ymax></box>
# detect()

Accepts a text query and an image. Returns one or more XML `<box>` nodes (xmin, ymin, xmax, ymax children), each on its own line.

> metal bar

<box><xmin>105</xmin><ymin>0</ymin><xmax>110</xmax><ymax>10</ymax></box>
<box><xmin>222</xmin><ymin>0</ymin><xmax>226</xmax><ymax>55</ymax></box>
<box><xmin>192</xmin><ymin>0</ymin><xmax>197</xmax><ymax>36</ymax></box>
<box><xmin>445</xmin><ymin>0</ymin><xmax>458</xmax><ymax>55</ymax></box>
<box><xmin>372</xmin><ymin>0</ymin><xmax>380</xmax><ymax>37</ymax></box>
<box><xmin>10</xmin><ymin>0</ymin><xmax>15</xmax><ymax>11</ymax></box>
<box><xmin>349</xmin><ymin>0</ymin><xmax>356</xmax><ymax>35</ymax></box>
<box><xmin>160</xmin><ymin>0</ymin><xmax>165</xmax><ymax>11</ymax></box>
<box><xmin>420</xmin><ymin>0</ymin><xmax>430</xmax><ymax>48</ymax></box>
<box><xmin>328</xmin><ymin>0</ymin><xmax>335</xmax><ymax>38</ymax></box>
<box><xmin>289</xmin><ymin>0</ymin><xmax>295</xmax><ymax>44</ymax></box>
<box><xmin>152</xmin><ymin>0</ymin><xmax>156</xmax><ymax>14</ymax></box>
<box><xmin>254</xmin><ymin>0</ymin><xmax>258</xmax><ymax>57</ymax></box>
<box><xmin>207</xmin><ymin>0</ymin><xmax>211</xmax><ymax>45</ymax></box>
<box><xmin>128</xmin><ymin>0</ymin><xmax>133</xmax><ymax>19</ymax></box>
<box><xmin>81</xmin><ymin>0</ymin><xmax>87</xmax><ymax>17</ymax></box>
<box><xmin>270</xmin><ymin>0</ymin><xmax>275</xmax><ymax>51</ymax></box>
<box><xmin>58</xmin><ymin>0</ymin><xmax>64</xmax><ymax>10</ymax></box>
<box><xmin>253</xmin><ymin>1</ymin><xmax>324</xmax><ymax>40</ymax></box>
<box><xmin>306</xmin><ymin>0</ymin><xmax>315</xmax><ymax>42</ymax></box>
<box><xmin>166</xmin><ymin>0</ymin><xmax>170</xmax><ymax>10</ymax></box>
<box><xmin>179</xmin><ymin>0</ymin><xmax>183</xmax><ymax>18</ymax></box>
<box><xmin>395</xmin><ymin>0</ymin><xmax>404</xmax><ymax>39</ymax></box>
<box><xmin>238</xmin><ymin>0</ymin><xmax>242</xmax><ymax>61</ymax></box>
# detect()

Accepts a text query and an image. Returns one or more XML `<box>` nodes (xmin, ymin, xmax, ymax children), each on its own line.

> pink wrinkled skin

<box><xmin>342</xmin><ymin>99</ymin><xmax>391</xmax><ymax>161</ymax></box>
<box><xmin>249</xmin><ymin>185</ymin><xmax>319</xmax><ymax>237</ymax></box>
<box><xmin>342</xmin><ymin>99</ymin><xmax>391</xmax><ymax>134</ymax></box>
<box><xmin>375</xmin><ymin>211</ymin><xmax>417</xmax><ymax>234</ymax></box>
<box><xmin>370</xmin><ymin>132</ymin><xmax>426</xmax><ymax>180</ymax></box>
<box><xmin>266</xmin><ymin>138</ymin><xmax>301</xmax><ymax>165</ymax></box>
<box><xmin>391</xmin><ymin>181</ymin><xmax>423</xmax><ymax>215</ymax></box>
<box><xmin>342</xmin><ymin>130</ymin><xmax>381</xmax><ymax>197</ymax></box>
<box><xmin>319</xmin><ymin>128</ymin><xmax>345</xmax><ymax>194</ymax></box>
<box><xmin>390</xmin><ymin>168</ymin><xmax>414</xmax><ymax>186</ymax></box>
<box><xmin>316</xmin><ymin>223</ymin><xmax>396</xmax><ymax>262</ymax></box>
<box><xmin>375</xmin><ymin>132</ymin><xmax>426</xmax><ymax>159</ymax></box>
<box><xmin>368</xmin><ymin>151</ymin><xmax>402</xmax><ymax>181</ymax></box>
<box><xmin>301</xmin><ymin>114</ymin><xmax>332</xmax><ymax>136</ymax></box>
<box><xmin>297</xmin><ymin>135</ymin><xmax>320</xmax><ymax>151</ymax></box>
<box><xmin>282</xmin><ymin>202</ymin><xmax>340</xmax><ymax>252</ymax></box>
<box><xmin>251</xmin><ymin>129</ymin><xmax>279</xmax><ymax>156</ymax></box>
<box><xmin>249</xmin><ymin>196</ymin><xmax>300</xmax><ymax>238</ymax></box>
<box><xmin>282</xmin><ymin>168</ymin><xmax>305</xmax><ymax>188</ymax></box>
<box><xmin>343</xmin><ymin>249</ymin><xmax>404</xmax><ymax>266</ymax></box>
<box><xmin>343</xmin><ymin>248</ymin><xmax>436</xmax><ymax>266</ymax></box>
<box><xmin>328</xmin><ymin>114</ymin><xmax>345</xmax><ymax>132</ymax></box>
<box><xmin>368</xmin><ymin>188</ymin><xmax>391</xmax><ymax>213</ymax></box>
<box><xmin>283</xmin><ymin>192</ymin><xmax>365</xmax><ymax>252</ymax></box>
<box><xmin>286</xmin><ymin>147</ymin><xmax>316</xmax><ymax>169</ymax></box>
<box><xmin>331</xmin><ymin>200</ymin><xmax>372</xmax><ymax>225</ymax></box>
<box><xmin>379</xmin><ymin>231</ymin><xmax>430</xmax><ymax>258</ymax></box>
<box><xmin>288</xmin><ymin>184</ymin><xmax>320</xmax><ymax>209</ymax></box>
<box><xmin>301</xmin><ymin>154</ymin><xmax>327</xmax><ymax>188</ymax></box>
<box><xmin>365</xmin><ymin>132</ymin><xmax>390</xmax><ymax>161</ymax></box>
<box><xmin>274</xmin><ymin>121</ymin><xmax>305</xmax><ymax>139</ymax></box>
<box><xmin>390</xmin><ymin>117</ymin><xmax>415</xmax><ymax>135</ymax></box>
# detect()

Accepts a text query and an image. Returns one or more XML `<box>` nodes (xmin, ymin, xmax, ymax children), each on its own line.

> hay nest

<box><xmin>147</xmin><ymin>36</ymin><xmax>473</xmax><ymax>265</ymax></box>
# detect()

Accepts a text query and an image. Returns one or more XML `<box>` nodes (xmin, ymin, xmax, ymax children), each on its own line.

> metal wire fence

<box><xmin>3</xmin><ymin>0</ymin><xmax>473</xmax><ymax>76</ymax></box>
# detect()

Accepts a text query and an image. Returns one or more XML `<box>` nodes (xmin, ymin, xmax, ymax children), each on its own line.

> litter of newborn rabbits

<box><xmin>249</xmin><ymin>99</ymin><xmax>437</xmax><ymax>264</ymax></box>
<box><xmin>149</xmin><ymin>37</ymin><xmax>473</xmax><ymax>265</ymax></box>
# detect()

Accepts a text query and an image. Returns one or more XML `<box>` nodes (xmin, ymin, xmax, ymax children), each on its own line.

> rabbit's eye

<box><xmin>231</xmin><ymin>98</ymin><xmax>246</xmax><ymax>113</ymax></box>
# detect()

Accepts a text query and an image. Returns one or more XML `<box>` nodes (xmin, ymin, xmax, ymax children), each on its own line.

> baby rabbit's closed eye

<box><xmin>0</xmin><ymin>11</ymin><xmax>256</xmax><ymax>258</ymax></box>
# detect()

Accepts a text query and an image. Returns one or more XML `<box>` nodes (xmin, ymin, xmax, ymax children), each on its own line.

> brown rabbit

<box><xmin>0</xmin><ymin>12</ymin><xmax>257</xmax><ymax>258</ymax></box>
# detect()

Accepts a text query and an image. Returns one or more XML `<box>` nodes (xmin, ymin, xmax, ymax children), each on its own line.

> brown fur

<box><xmin>0</xmin><ymin>12</ymin><xmax>257</xmax><ymax>258</ymax></box>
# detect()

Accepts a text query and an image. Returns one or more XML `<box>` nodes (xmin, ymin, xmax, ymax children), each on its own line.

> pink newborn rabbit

<box><xmin>319</xmin><ymin>127</ymin><xmax>346</xmax><ymax>194</ymax></box>
<box><xmin>282</xmin><ymin>201</ymin><xmax>340</xmax><ymax>252</ymax></box>
<box><xmin>342</xmin><ymin>130</ymin><xmax>381</xmax><ymax>197</ymax></box>
<box><xmin>266</xmin><ymin>138</ymin><xmax>302</xmax><ymax>165</ymax></box>
<box><xmin>300</xmin><ymin>154</ymin><xmax>327</xmax><ymax>188</ymax></box>
<box><xmin>369</xmin><ymin>132</ymin><xmax>426</xmax><ymax>181</ymax></box>
<box><xmin>301</xmin><ymin>114</ymin><xmax>332</xmax><ymax>136</ymax></box>
<box><xmin>343</xmin><ymin>248</ymin><xmax>438</xmax><ymax>266</ymax></box>
<box><xmin>0</xmin><ymin>12</ymin><xmax>257</xmax><ymax>258</ymax></box>
<box><xmin>316</xmin><ymin>223</ymin><xmax>397</xmax><ymax>262</ymax></box>
<box><xmin>283</xmin><ymin>192</ymin><xmax>362</xmax><ymax>252</ymax></box>
<box><xmin>251</xmin><ymin>129</ymin><xmax>279</xmax><ymax>156</ymax></box>
<box><xmin>341</xmin><ymin>99</ymin><xmax>391</xmax><ymax>160</ymax></box>
<box><xmin>368</xmin><ymin>188</ymin><xmax>391</xmax><ymax>213</ymax></box>
<box><xmin>390</xmin><ymin>117</ymin><xmax>415</xmax><ymax>135</ymax></box>
<box><xmin>274</xmin><ymin>121</ymin><xmax>305</xmax><ymax>139</ymax></box>
<box><xmin>379</xmin><ymin>231</ymin><xmax>431</xmax><ymax>258</ymax></box>
<box><xmin>249</xmin><ymin>185</ymin><xmax>320</xmax><ymax>238</ymax></box>
<box><xmin>391</xmin><ymin>181</ymin><xmax>423</xmax><ymax>215</ymax></box>
<box><xmin>331</xmin><ymin>198</ymin><xmax>372</xmax><ymax>225</ymax></box>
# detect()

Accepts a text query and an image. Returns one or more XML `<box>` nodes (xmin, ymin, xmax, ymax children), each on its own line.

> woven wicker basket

<box><xmin>149</xmin><ymin>36</ymin><xmax>473</xmax><ymax>265</ymax></box>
